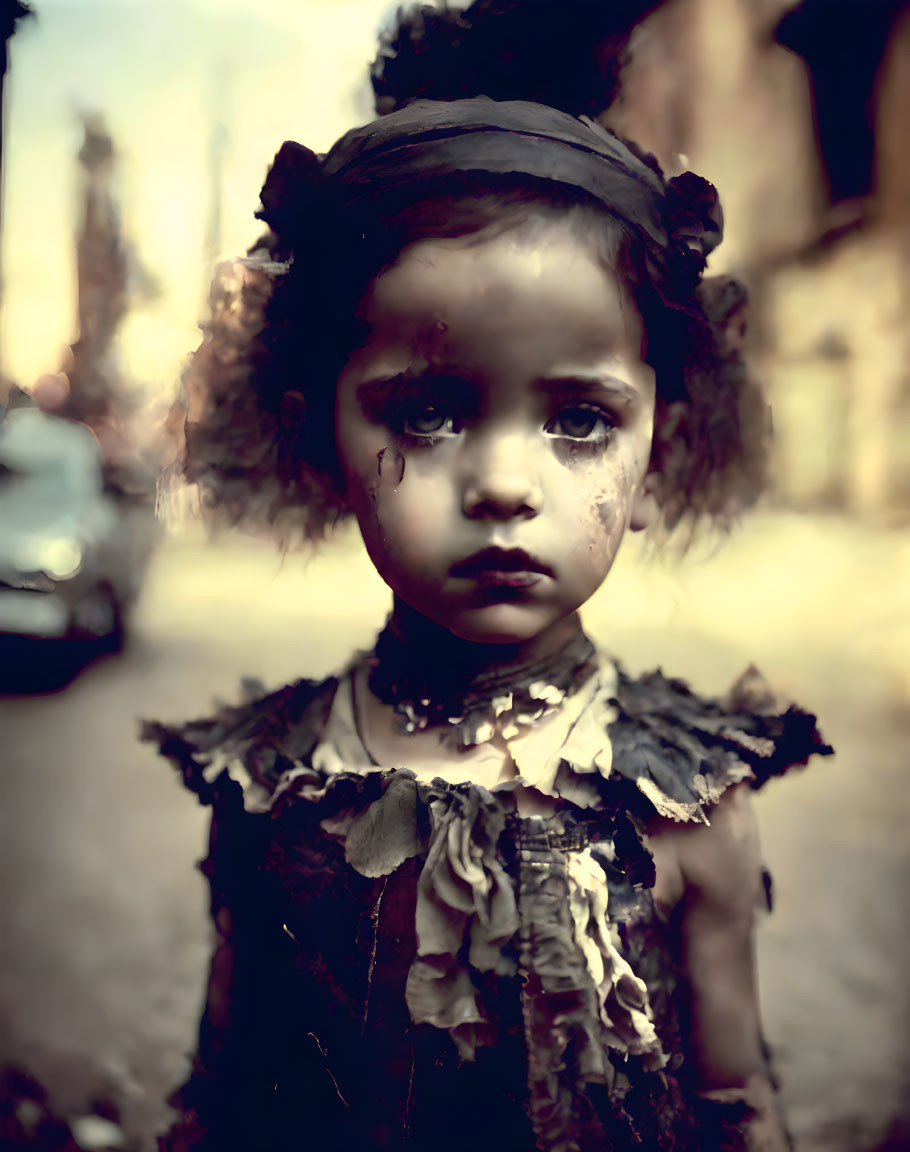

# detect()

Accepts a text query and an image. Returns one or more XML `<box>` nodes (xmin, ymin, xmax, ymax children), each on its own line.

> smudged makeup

<box><xmin>335</xmin><ymin>224</ymin><xmax>657</xmax><ymax>650</ymax></box>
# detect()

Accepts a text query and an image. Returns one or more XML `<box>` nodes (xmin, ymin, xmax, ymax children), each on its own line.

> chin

<box><xmin>443</xmin><ymin>602</ymin><xmax>558</xmax><ymax>646</ymax></box>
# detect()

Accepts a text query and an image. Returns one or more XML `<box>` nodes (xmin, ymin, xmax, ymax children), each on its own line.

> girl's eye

<box><xmin>547</xmin><ymin>406</ymin><xmax>614</xmax><ymax>442</ymax></box>
<box><xmin>402</xmin><ymin>405</ymin><xmax>454</xmax><ymax>436</ymax></box>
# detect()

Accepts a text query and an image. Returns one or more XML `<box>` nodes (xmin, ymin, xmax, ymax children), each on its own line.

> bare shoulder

<box><xmin>681</xmin><ymin>784</ymin><xmax>764</xmax><ymax>914</ymax></box>
<box><xmin>646</xmin><ymin>783</ymin><xmax>764</xmax><ymax>921</ymax></box>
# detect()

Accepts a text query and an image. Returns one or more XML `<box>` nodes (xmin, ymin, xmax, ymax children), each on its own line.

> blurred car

<box><xmin>0</xmin><ymin>406</ymin><xmax>157</xmax><ymax>672</ymax></box>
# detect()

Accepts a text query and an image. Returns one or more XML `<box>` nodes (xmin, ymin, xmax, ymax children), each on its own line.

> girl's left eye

<box><xmin>546</xmin><ymin>406</ymin><xmax>614</xmax><ymax>441</ymax></box>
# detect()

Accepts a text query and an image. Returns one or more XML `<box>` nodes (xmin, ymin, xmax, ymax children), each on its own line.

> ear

<box><xmin>629</xmin><ymin>475</ymin><xmax>658</xmax><ymax>533</ymax></box>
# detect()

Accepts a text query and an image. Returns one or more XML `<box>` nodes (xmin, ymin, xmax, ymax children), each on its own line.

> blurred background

<box><xmin>0</xmin><ymin>1</ymin><xmax>908</xmax><ymax>1149</ymax></box>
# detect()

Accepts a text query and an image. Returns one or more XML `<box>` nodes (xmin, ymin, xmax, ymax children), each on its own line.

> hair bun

<box><xmin>255</xmin><ymin>140</ymin><xmax>328</xmax><ymax>250</ymax></box>
<box><xmin>372</xmin><ymin>0</ymin><xmax>661</xmax><ymax>119</ymax></box>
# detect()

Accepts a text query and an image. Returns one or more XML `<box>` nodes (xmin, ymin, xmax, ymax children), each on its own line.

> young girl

<box><xmin>145</xmin><ymin>95</ymin><xmax>830</xmax><ymax>1152</ymax></box>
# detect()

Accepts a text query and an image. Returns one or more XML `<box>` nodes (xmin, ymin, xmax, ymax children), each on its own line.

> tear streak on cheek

<box><xmin>377</xmin><ymin>445</ymin><xmax>406</xmax><ymax>485</ymax></box>
<box><xmin>595</xmin><ymin>484</ymin><xmax>627</xmax><ymax>536</ymax></box>
<box><xmin>552</xmin><ymin>440</ymin><xmax>602</xmax><ymax>469</ymax></box>
<box><xmin>596</xmin><ymin>499</ymin><xmax>621</xmax><ymax>533</ymax></box>
<box><xmin>596</xmin><ymin>465</ymin><xmax>640</xmax><ymax>531</ymax></box>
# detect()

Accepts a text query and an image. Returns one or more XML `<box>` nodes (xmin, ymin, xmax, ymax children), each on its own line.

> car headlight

<box><xmin>15</xmin><ymin>537</ymin><xmax>83</xmax><ymax>580</ymax></box>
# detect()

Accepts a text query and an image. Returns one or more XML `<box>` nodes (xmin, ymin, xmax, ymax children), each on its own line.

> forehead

<box><xmin>348</xmin><ymin>225</ymin><xmax>644</xmax><ymax>379</ymax></box>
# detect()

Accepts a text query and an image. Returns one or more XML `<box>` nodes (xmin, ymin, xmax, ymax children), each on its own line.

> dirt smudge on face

<box><xmin>596</xmin><ymin>486</ymin><xmax>626</xmax><ymax>539</ymax></box>
<box><xmin>377</xmin><ymin>444</ymin><xmax>406</xmax><ymax>485</ymax></box>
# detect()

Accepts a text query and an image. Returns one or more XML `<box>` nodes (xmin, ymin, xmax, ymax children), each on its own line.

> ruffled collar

<box><xmin>306</xmin><ymin>650</ymin><xmax>620</xmax><ymax>809</ymax></box>
<box><xmin>143</xmin><ymin>649</ymin><xmax>832</xmax><ymax>825</ymax></box>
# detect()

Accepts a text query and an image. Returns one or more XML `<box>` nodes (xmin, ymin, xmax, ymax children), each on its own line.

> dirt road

<box><xmin>1</xmin><ymin>513</ymin><xmax>908</xmax><ymax>1150</ymax></box>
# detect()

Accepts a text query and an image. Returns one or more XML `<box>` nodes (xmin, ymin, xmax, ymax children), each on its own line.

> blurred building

<box><xmin>606</xmin><ymin>0</ymin><xmax>910</xmax><ymax>521</ymax></box>
<box><xmin>65</xmin><ymin>115</ymin><xmax>129</xmax><ymax>430</ymax></box>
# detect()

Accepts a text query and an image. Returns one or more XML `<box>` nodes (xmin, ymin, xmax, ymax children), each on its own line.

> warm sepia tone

<box><xmin>1</xmin><ymin>2</ymin><xmax>908</xmax><ymax>1150</ymax></box>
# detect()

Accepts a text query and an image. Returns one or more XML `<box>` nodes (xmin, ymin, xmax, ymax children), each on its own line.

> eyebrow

<box><xmin>533</xmin><ymin>375</ymin><xmax>641</xmax><ymax>406</ymax></box>
<box><xmin>354</xmin><ymin>370</ymin><xmax>474</xmax><ymax>404</ymax></box>
<box><xmin>354</xmin><ymin>370</ymin><xmax>642</xmax><ymax>407</ymax></box>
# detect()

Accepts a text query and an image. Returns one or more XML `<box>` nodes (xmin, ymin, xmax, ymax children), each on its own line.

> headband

<box><xmin>257</xmin><ymin>98</ymin><xmax>723</xmax><ymax>308</ymax></box>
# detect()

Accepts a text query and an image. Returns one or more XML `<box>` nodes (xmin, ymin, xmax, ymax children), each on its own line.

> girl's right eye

<box><xmin>401</xmin><ymin>404</ymin><xmax>457</xmax><ymax>437</ymax></box>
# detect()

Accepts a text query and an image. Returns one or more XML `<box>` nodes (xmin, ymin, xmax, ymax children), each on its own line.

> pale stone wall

<box><xmin>876</xmin><ymin>8</ymin><xmax>910</xmax><ymax>224</ymax></box>
<box><xmin>763</xmin><ymin>234</ymin><xmax>910</xmax><ymax>518</ymax></box>
<box><xmin>607</xmin><ymin>0</ymin><xmax>910</xmax><ymax>520</ymax></box>
<box><xmin>606</xmin><ymin>0</ymin><xmax>822</xmax><ymax>268</ymax></box>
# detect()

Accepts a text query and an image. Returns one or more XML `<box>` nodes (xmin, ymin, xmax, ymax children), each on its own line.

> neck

<box><xmin>386</xmin><ymin>597</ymin><xmax>587</xmax><ymax>681</ymax></box>
<box><xmin>367</xmin><ymin>598</ymin><xmax>597</xmax><ymax>738</ymax></box>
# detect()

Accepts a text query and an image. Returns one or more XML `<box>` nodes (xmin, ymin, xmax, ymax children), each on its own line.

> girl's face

<box><xmin>335</xmin><ymin>222</ymin><xmax>656</xmax><ymax>646</ymax></box>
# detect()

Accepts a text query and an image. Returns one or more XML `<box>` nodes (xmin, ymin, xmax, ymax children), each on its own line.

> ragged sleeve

<box><xmin>141</xmin><ymin>677</ymin><xmax>340</xmax><ymax>1151</ymax></box>
<box><xmin>606</xmin><ymin>663</ymin><xmax>833</xmax><ymax>824</ymax></box>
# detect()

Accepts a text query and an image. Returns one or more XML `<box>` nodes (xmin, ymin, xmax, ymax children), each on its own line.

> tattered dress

<box><xmin>145</xmin><ymin>648</ymin><xmax>828</xmax><ymax>1152</ymax></box>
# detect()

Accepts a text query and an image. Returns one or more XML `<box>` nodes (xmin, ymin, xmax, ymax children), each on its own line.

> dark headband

<box><xmin>258</xmin><ymin>97</ymin><xmax>723</xmax><ymax>307</ymax></box>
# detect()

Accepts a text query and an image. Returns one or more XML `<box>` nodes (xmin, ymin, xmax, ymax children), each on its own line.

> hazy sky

<box><xmin>1</xmin><ymin>0</ymin><xmax>398</xmax><ymax>399</ymax></box>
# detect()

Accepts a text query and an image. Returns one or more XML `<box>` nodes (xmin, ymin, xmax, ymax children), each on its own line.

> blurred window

<box><xmin>776</xmin><ymin>0</ymin><xmax>908</xmax><ymax>205</ymax></box>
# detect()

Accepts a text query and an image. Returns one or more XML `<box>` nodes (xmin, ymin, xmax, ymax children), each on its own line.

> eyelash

<box><xmin>391</xmin><ymin>400</ymin><xmax>616</xmax><ymax>445</ymax></box>
<box><xmin>399</xmin><ymin>403</ymin><xmax>461</xmax><ymax>438</ymax></box>
<box><xmin>544</xmin><ymin>405</ymin><xmax>615</xmax><ymax>444</ymax></box>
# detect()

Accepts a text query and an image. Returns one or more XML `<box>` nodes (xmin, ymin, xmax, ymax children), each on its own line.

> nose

<box><xmin>461</xmin><ymin>432</ymin><xmax>543</xmax><ymax>521</ymax></box>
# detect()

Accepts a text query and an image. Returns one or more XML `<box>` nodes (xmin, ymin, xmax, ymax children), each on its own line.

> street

<box><xmin>1</xmin><ymin>512</ymin><xmax>908</xmax><ymax>1150</ymax></box>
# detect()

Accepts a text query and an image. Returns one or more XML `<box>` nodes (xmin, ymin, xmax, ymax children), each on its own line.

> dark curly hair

<box><xmin>371</xmin><ymin>0</ymin><xmax>662</xmax><ymax>118</ymax></box>
<box><xmin>173</xmin><ymin>102</ymin><xmax>767</xmax><ymax>547</ymax></box>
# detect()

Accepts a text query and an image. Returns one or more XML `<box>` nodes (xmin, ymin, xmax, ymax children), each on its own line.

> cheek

<box><xmin>348</xmin><ymin>445</ymin><xmax>452</xmax><ymax>570</ymax></box>
<box><xmin>594</xmin><ymin>461</ymin><xmax>639</xmax><ymax>536</ymax></box>
<box><xmin>592</xmin><ymin>440</ymin><xmax>649</xmax><ymax>540</ymax></box>
<box><xmin>338</xmin><ymin>418</ymin><xmax>402</xmax><ymax>520</ymax></box>
<box><xmin>539</xmin><ymin>456</ymin><xmax>640</xmax><ymax>605</ymax></box>
<box><xmin>552</xmin><ymin>455</ymin><xmax>634</xmax><ymax>557</ymax></box>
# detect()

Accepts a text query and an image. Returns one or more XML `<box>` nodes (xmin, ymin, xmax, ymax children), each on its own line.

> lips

<box><xmin>449</xmin><ymin>547</ymin><xmax>553</xmax><ymax>588</ymax></box>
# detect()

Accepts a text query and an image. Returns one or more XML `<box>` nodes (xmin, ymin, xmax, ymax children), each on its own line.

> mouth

<box><xmin>449</xmin><ymin>547</ymin><xmax>553</xmax><ymax>589</ymax></box>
